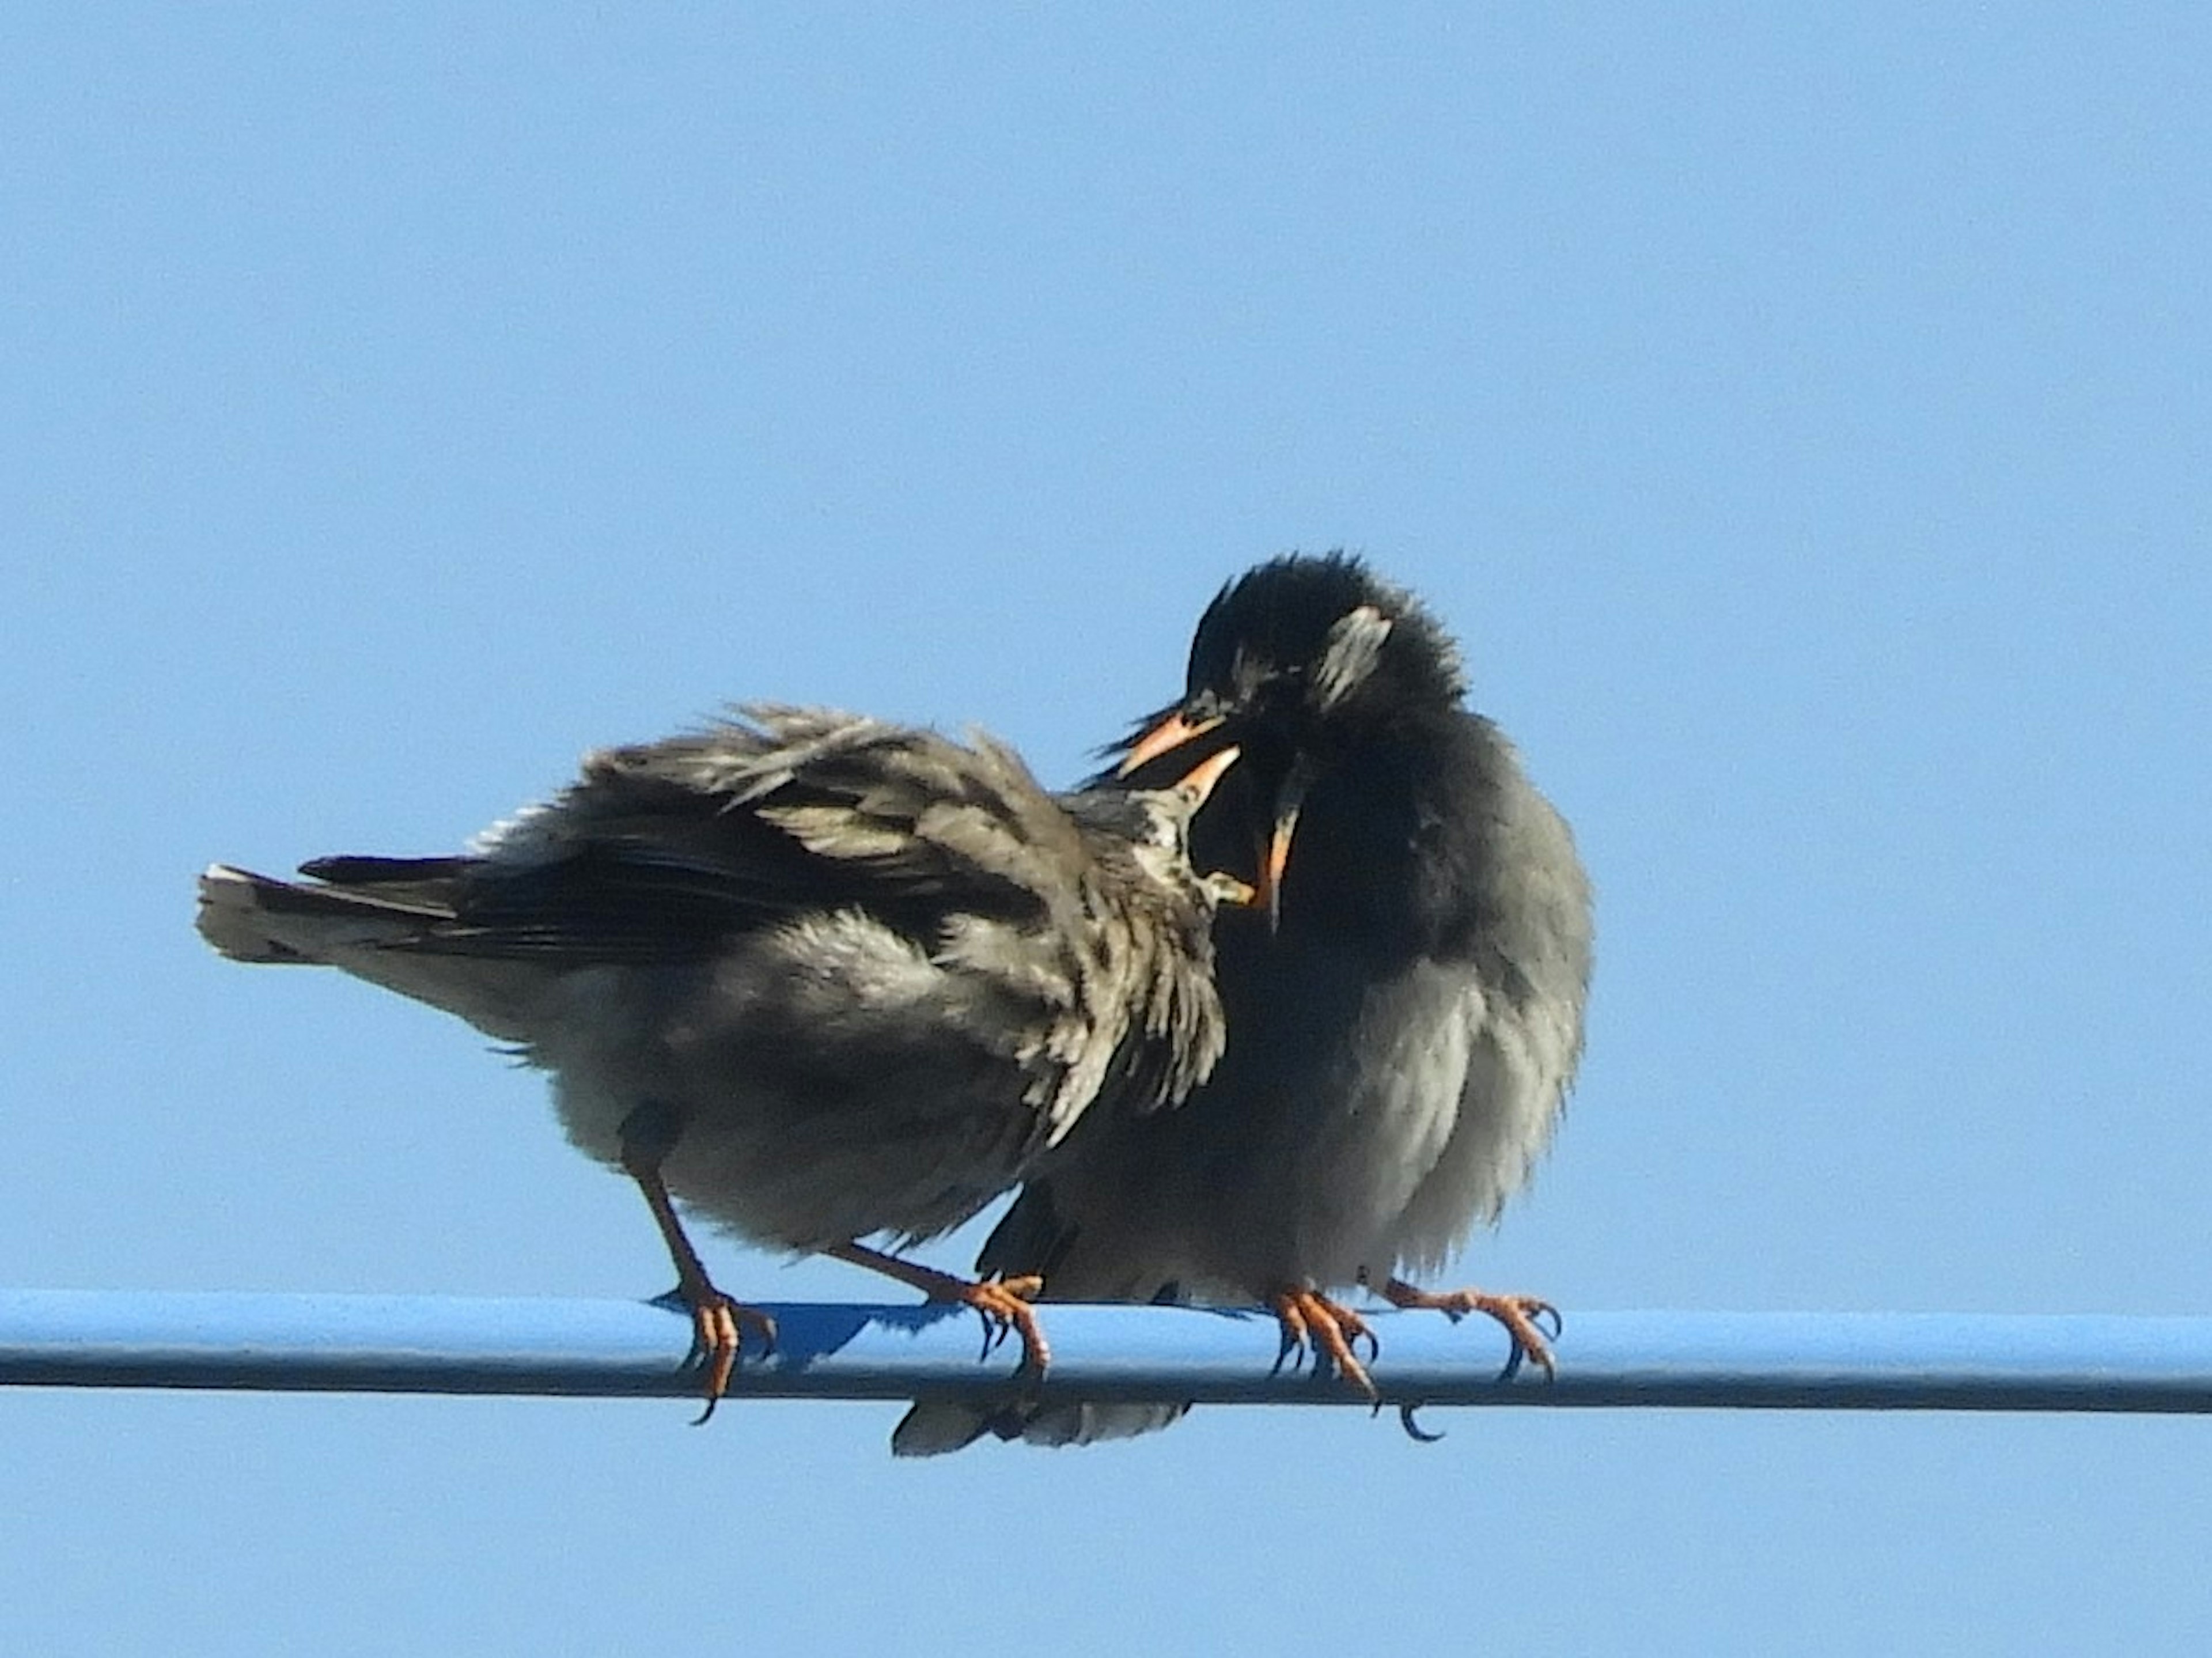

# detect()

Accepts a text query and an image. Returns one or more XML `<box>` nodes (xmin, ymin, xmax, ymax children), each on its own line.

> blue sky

<box><xmin>5</xmin><ymin>5</ymin><xmax>2209</xmax><ymax>1652</ymax></box>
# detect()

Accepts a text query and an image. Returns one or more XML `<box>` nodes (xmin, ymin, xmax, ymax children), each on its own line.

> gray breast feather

<box><xmin>1384</xmin><ymin>977</ymin><xmax>1575</xmax><ymax>1277</ymax></box>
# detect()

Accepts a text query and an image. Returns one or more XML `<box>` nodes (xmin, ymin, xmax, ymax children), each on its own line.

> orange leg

<box><xmin>619</xmin><ymin>1104</ymin><xmax>775</xmax><ymax>1423</ymax></box>
<box><xmin>1379</xmin><ymin>1275</ymin><xmax>1560</xmax><ymax>1380</ymax></box>
<box><xmin>826</xmin><ymin>1241</ymin><xmax>1051</xmax><ymax>1375</ymax></box>
<box><xmin>1270</xmin><ymin>1286</ymin><xmax>1381</xmax><ymax>1399</ymax></box>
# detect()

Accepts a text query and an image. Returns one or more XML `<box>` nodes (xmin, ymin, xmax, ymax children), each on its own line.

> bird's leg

<box><xmin>1374</xmin><ymin>1273</ymin><xmax>1560</xmax><ymax>1381</ymax></box>
<box><xmin>1269</xmin><ymin>1285</ymin><xmax>1380</xmax><ymax>1399</ymax></box>
<box><xmin>824</xmin><ymin>1241</ymin><xmax>1051</xmax><ymax>1375</ymax></box>
<box><xmin>618</xmin><ymin>1100</ymin><xmax>776</xmax><ymax>1422</ymax></box>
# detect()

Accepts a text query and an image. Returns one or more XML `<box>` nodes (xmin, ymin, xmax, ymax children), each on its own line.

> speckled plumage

<box><xmin>197</xmin><ymin>705</ymin><xmax>1232</xmax><ymax>1265</ymax></box>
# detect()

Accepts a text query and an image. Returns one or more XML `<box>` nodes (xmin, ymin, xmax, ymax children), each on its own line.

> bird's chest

<box><xmin>1197</xmin><ymin>942</ymin><xmax>1474</xmax><ymax>1261</ymax></box>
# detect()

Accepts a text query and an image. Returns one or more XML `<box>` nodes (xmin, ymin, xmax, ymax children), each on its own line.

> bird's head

<box><xmin>1070</xmin><ymin>745</ymin><xmax>1256</xmax><ymax>915</ymax></box>
<box><xmin>1108</xmin><ymin>553</ymin><xmax>1465</xmax><ymax>928</ymax></box>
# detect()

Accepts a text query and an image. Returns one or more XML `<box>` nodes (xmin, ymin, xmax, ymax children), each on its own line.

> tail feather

<box><xmin>195</xmin><ymin>864</ymin><xmax>451</xmax><ymax>963</ymax></box>
<box><xmin>297</xmin><ymin>854</ymin><xmax>478</xmax><ymax>900</ymax></box>
<box><xmin>892</xmin><ymin>1398</ymin><xmax>1192</xmax><ymax>1458</ymax></box>
<box><xmin>195</xmin><ymin>863</ymin><xmax>544</xmax><ymax>1042</ymax></box>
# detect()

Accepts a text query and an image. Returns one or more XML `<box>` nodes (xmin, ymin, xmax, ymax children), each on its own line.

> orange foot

<box><xmin>618</xmin><ymin>1111</ymin><xmax>776</xmax><ymax>1424</ymax></box>
<box><xmin>953</xmin><ymin>1273</ymin><xmax>1050</xmax><ymax>1371</ymax></box>
<box><xmin>1380</xmin><ymin>1275</ymin><xmax>1560</xmax><ymax>1380</ymax></box>
<box><xmin>825</xmin><ymin>1241</ymin><xmax>1052</xmax><ymax>1374</ymax></box>
<box><xmin>667</xmin><ymin>1280</ymin><xmax>779</xmax><ymax>1424</ymax></box>
<box><xmin>1271</xmin><ymin>1286</ymin><xmax>1381</xmax><ymax>1399</ymax></box>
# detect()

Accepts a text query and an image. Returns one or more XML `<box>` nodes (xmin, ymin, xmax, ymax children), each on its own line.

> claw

<box><xmin>620</xmin><ymin>1105</ymin><xmax>771</xmax><ymax>1422</ymax></box>
<box><xmin>666</xmin><ymin>1286</ymin><xmax>778</xmax><ymax>1425</ymax></box>
<box><xmin>1397</xmin><ymin>1402</ymin><xmax>1447</xmax><ymax>1444</ymax></box>
<box><xmin>1270</xmin><ymin>1286</ymin><xmax>1380</xmax><ymax>1399</ymax></box>
<box><xmin>1381</xmin><ymin>1276</ymin><xmax>1560</xmax><ymax>1382</ymax></box>
<box><xmin>1271</xmin><ymin>1292</ymin><xmax>1312</xmax><ymax>1374</ymax></box>
<box><xmin>826</xmin><ymin>1243</ymin><xmax>1052</xmax><ymax>1377</ymax></box>
<box><xmin>957</xmin><ymin>1274</ymin><xmax>1051</xmax><ymax>1373</ymax></box>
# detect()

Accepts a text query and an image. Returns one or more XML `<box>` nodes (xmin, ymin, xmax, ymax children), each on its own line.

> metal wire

<box><xmin>5</xmin><ymin>1289</ymin><xmax>2208</xmax><ymax>1413</ymax></box>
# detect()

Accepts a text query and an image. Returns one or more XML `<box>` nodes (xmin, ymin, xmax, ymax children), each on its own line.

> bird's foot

<box><xmin>824</xmin><ymin>1241</ymin><xmax>1051</xmax><ymax>1373</ymax></box>
<box><xmin>1270</xmin><ymin>1286</ymin><xmax>1380</xmax><ymax>1399</ymax></box>
<box><xmin>618</xmin><ymin>1106</ymin><xmax>775</xmax><ymax>1424</ymax></box>
<box><xmin>662</xmin><ymin>1279</ymin><xmax>778</xmax><ymax>1424</ymax></box>
<box><xmin>950</xmin><ymin>1273</ymin><xmax>1051</xmax><ymax>1371</ymax></box>
<box><xmin>1378</xmin><ymin>1276</ymin><xmax>1560</xmax><ymax>1380</ymax></box>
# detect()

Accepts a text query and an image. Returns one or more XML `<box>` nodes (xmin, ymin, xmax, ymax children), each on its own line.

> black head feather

<box><xmin>1185</xmin><ymin>553</ymin><xmax>1466</xmax><ymax>729</ymax></box>
<box><xmin>1103</xmin><ymin>552</ymin><xmax>1468</xmax><ymax>788</ymax></box>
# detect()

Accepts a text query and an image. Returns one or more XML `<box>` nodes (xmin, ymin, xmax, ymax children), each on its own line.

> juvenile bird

<box><xmin>895</xmin><ymin>555</ymin><xmax>1590</xmax><ymax>1453</ymax></box>
<box><xmin>198</xmin><ymin>705</ymin><xmax>1243</xmax><ymax>1414</ymax></box>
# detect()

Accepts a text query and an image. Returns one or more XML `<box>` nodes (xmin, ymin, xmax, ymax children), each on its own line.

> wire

<box><xmin>5</xmin><ymin>1289</ymin><xmax>2207</xmax><ymax>1414</ymax></box>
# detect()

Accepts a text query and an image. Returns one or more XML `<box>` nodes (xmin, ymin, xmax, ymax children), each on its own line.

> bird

<box><xmin>893</xmin><ymin>554</ymin><xmax>1592</xmax><ymax>1453</ymax></box>
<box><xmin>196</xmin><ymin>704</ymin><xmax>1247</xmax><ymax>1415</ymax></box>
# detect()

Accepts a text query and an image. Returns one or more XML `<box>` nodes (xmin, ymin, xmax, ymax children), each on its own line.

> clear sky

<box><xmin>5</xmin><ymin>6</ymin><xmax>2209</xmax><ymax>1653</ymax></box>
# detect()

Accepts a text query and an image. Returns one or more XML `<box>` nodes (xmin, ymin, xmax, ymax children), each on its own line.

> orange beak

<box><xmin>1118</xmin><ymin>710</ymin><xmax>1228</xmax><ymax>778</ymax></box>
<box><xmin>1171</xmin><ymin>743</ymin><xmax>1241</xmax><ymax>811</ymax></box>
<box><xmin>1251</xmin><ymin>756</ymin><xmax>1315</xmax><ymax>930</ymax></box>
<box><xmin>1170</xmin><ymin>746</ymin><xmax>1257</xmax><ymax>910</ymax></box>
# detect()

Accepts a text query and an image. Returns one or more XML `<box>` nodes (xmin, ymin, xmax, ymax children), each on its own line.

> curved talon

<box><xmin>960</xmin><ymin>1274</ymin><xmax>1051</xmax><ymax>1375</ymax></box>
<box><xmin>1381</xmin><ymin>1277</ymin><xmax>1560</xmax><ymax>1382</ymax></box>
<box><xmin>823</xmin><ymin>1242</ymin><xmax>1053</xmax><ymax>1377</ymax></box>
<box><xmin>669</xmin><ymin>1285</ymin><xmax>777</xmax><ymax>1425</ymax></box>
<box><xmin>1272</xmin><ymin>1293</ymin><xmax>1311</xmax><ymax>1373</ymax></box>
<box><xmin>620</xmin><ymin>1106</ymin><xmax>771</xmax><ymax>1424</ymax></box>
<box><xmin>1397</xmin><ymin>1402</ymin><xmax>1448</xmax><ymax>1444</ymax></box>
<box><xmin>1269</xmin><ymin>1287</ymin><xmax>1379</xmax><ymax>1399</ymax></box>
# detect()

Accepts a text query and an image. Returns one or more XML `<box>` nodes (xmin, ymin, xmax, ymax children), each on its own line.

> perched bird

<box><xmin>895</xmin><ymin>555</ymin><xmax>1591</xmax><ymax>1453</ymax></box>
<box><xmin>197</xmin><ymin>705</ymin><xmax>1244</xmax><ymax>1414</ymax></box>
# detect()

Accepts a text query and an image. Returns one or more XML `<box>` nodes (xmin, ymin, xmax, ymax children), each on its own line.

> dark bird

<box><xmin>197</xmin><ymin>705</ymin><xmax>1244</xmax><ymax>1415</ymax></box>
<box><xmin>895</xmin><ymin>555</ymin><xmax>1592</xmax><ymax>1453</ymax></box>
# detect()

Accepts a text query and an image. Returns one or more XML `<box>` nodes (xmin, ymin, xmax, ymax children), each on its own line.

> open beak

<box><xmin>1118</xmin><ymin>710</ymin><xmax>1228</xmax><ymax>777</ymax></box>
<box><xmin>1171</xmin><ymin>747</ymin><xmax>1256</xmax><ymax>909</ymax></box>
<box><xmin>1252</xmin><ymin>755</ymin><xmax>1316</xmax><ymax>931</ymax></box>
<box><xmin>1120</xmin><ymin>713</ymin><xmax>1310</xmax><ymax>926</ymax></box>
<box><xmin>1151</xmin><ymin>744</ymin><xmax>1251</xmax><ymax>910</ymax></box>
<box><xmin>1171</xmin><ymin>743</ymin><xmax>1241</xmax><ymax>811</ymax></box>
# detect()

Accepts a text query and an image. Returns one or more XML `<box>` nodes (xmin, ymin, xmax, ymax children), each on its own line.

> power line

<box><xmin>5</xmin><ymin>1289</ymin><xmax>2207</xmax><ymax>1414</ymax></box>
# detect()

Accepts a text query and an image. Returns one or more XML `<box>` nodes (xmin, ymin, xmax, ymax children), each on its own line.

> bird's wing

<box><xmin>283</xmin><ymin>707</ymin><xmax>1094</xmax><ymax>967</ymax></box>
